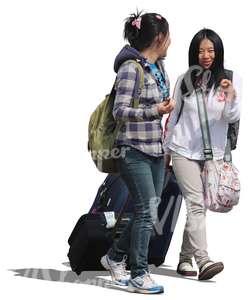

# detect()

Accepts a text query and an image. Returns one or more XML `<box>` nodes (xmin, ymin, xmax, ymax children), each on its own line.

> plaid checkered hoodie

<box><xmin>113</xmin><ymin>45</ymin><xmax>170</xmax><ymax>157</ymax></box>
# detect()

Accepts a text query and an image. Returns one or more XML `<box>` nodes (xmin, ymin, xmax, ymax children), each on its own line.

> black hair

<box><xmin>181</xmin><ymin>28</ymin><xmax>229</xmax><ymax>96</ymax></box>
<box><xmin>124</xmin><ymin>11</ymin><xmax>169</xmax><ymax>51</ymax></box>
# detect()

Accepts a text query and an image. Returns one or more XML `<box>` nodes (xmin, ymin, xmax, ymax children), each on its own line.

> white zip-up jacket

<box><xmin>163</xmin><ymin>72</ymin><xmax>242</xmax><ymax>160</ymax></box>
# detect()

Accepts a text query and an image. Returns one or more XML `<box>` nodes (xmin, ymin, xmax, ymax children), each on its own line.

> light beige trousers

<box><xmin>171</xmin><ymin>150</ymin><xmax>210</xmax><ymax>267</ymax></box>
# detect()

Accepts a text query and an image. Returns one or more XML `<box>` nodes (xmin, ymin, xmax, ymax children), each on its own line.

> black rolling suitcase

<box><xmin>67</xmin><ymin>168</ymin><xmax>182</xmax><ymax>274</ymax></box>
<box><xmin>149</xmin><ymin>169</ymin><xmax>182</xmax><ymax>266</ymax></box>
<box><xmin>89</xmin><ymin>174</ymin><xmax>133</xmax><ymax>213</ymax></box>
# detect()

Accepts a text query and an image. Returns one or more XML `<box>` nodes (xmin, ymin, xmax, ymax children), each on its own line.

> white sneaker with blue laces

<box><xmin>128</xmin><ymin>271</ymin><xmax>164</xmax><ymax>294</ymax></box>
<box><xmin>100</xmin><ymin>254</ymin><xmax>129</xmax><ymax>286</ymax></box>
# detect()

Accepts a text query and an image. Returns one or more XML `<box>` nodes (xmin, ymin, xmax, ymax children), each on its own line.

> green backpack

<box><xmin>88</xmin><ymin>60</ymin><xmax>145</xmax><ymax>173</ymax></box>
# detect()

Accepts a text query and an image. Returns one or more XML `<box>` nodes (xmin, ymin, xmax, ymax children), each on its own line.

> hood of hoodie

<box><xmin>113</xmin><ymin>45</ymin><xmax>147</xmax><ymax>73</ymax></box>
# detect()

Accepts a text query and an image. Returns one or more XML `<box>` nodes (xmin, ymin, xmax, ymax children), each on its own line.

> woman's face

<box><xmin>198</xmin><ymin>38</ymin><xmax>215</xmax><ymax>69</ymax></box>
<box><xmin>157</xmin><ymin>32</ymin><xmax>171</xmax><ymax>58</ymax></box>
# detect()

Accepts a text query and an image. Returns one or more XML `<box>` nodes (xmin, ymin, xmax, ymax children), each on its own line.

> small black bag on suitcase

<box><xmin>68</xmin><ymin>213</ymin><xmax>111</xmax><ymax>273</ymax></box>
<box><xmin>68</xmin><ymin>212</ymin><xmax>131</xmax><ymax>274</ymax></box>
<box><xmin>67</xmin><ymin>168</ymin><xmax>182</xmax><ymax>274</ymax></box>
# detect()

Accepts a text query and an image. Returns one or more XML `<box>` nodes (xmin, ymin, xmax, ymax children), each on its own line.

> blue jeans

<box><xmin>107</xmin><ymin>146</ymin><xmax>165</xmax><ymax>278</ymax></box>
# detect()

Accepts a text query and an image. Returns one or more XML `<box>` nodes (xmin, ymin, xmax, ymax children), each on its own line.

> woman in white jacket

<box><xmin>163</xmin><ymin>28</ymin><xmax>241</xmax><ymax>281</ymax></box>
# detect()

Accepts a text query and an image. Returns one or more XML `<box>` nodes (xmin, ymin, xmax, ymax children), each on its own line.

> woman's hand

<box><xmin>157</xmin><ymin>98</ymin><xmax>176</xmax><ymax>115</ymax></box>
<box><xmin>164</xmin><ymin>154</ymin><xmax>171</xmax><ymax>170</ymax></box>
<box><xmin>220</xmin><ymin>79</ymin><xmax>237</xmax><ymax>101</ymax></box>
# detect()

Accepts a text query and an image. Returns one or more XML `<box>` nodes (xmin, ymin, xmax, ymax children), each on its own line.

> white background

<box><xmin>0</xmin><ymin>0</ymin><xmax>251</xmax><ymax>299</ymax></box>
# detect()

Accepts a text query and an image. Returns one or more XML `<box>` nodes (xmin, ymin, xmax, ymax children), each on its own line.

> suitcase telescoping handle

<box><xmin>111</xmin><ymin>194</ymin><xmax>131</xmax><ymax>239</ymax></box>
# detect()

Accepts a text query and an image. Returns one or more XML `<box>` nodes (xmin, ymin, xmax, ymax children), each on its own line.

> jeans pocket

<box><xmin>120</xmin><ymin>147</ymin><xmax>142</xmax><ymax>163</ymax></box>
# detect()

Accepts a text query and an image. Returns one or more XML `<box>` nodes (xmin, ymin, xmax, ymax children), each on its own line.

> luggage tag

<box><xmin>104</xmin><ymin>211</ymin><xmax>116</xmax><ymax>229</ymax></box>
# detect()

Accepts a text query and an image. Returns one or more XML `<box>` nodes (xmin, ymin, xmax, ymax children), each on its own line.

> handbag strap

<box><xmin>224</xmin><ymin>137</ymin><xmax>232</xmax><ymax>162</ymax></box>
<box><xmin>195</xmin><ymin>89</ymin><xmax>213</xmax><ymax>160</ymax></box>
<box><xmin>195</xmin><ymin>88</ymin><xmax>232</xmax><ymax>162</ymax></box>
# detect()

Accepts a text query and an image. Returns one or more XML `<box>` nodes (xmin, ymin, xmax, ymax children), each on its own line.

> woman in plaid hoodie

<box><xmin>100</xmin><ymin>11</ymin><xmax>175</xmax><ymax>294</ymax></box>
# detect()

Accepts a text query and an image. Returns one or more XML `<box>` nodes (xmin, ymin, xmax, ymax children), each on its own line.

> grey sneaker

<box><xmin>100</xmin><ymin>254</ymin><xmax>129</xmax><ymax>286</ymax></box>
<box><xmin>128</xmin><ymin>271</ymin><xmax>164</xmax><ymax>294</ymax></box>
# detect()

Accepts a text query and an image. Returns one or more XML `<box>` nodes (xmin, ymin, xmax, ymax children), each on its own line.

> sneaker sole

<box><xmin>198</xmin><ymin>262</ymin><xmax>224</xmax><ymax>281</ymax></box>
<box><xmin>177</xmin><ymin>269</ymin><xmax>197</xmax><ymax>277</ymax></box>
<box><xmin>128</xmin><ymin>283</ymin><xmax>164</xmax><ymax>294</ymax></box>
<box><xmin>100</xmin><ymin>256</ymin><xmax>128</xmax><ymax>286</ymax></box>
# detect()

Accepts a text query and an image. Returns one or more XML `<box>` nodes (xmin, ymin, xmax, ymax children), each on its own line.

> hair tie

<box><xmin>156</xmin><ymin>15</ymin><xmax>162</xmax><ymax>20</ymax></box>
<box><xmin>131</xmin><ymin>17</ymin><xmax>142</xmax><ymax>30</ymax></box>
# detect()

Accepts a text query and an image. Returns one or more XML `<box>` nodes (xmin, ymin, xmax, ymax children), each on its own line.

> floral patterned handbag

<box><xmin>196</xmin><ymin>89</ymin><xmax>240</xmax><ymax>212</ymax></box>
<box><xmin>201</xmin><ymin>159</ymin><xmax>240</xmax><ymax>212</ymax></box>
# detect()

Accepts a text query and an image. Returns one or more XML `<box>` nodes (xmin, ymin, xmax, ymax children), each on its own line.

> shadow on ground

<box><xmin>9</xmin><ymin>262</ymin><xmax>214</xmax><ymax>292</ymax></box>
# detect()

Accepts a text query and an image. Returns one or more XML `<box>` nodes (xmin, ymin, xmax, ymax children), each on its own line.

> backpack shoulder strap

<box><xmin>176</xmin><ymin>100</ymin><xmax>184</xmax><ymax>124</ymax></box>
<box><xmin>223</xmin><ymin>69</ymin><xmax>239</xmax><ymax>159</ymax></box>
<box><xmin>175</xmin><ymin>76</ymin><xmax>185</xmax><ymax>124</ymax></box>
<box><xmin>123</xmin><ymin>59</ymin><xmax>145</xmax><ymax>108</ymax></box>
<box><xmin>224</xmin><ymin>69</ymin><xmax>233</xmax><ymax>82</ymax></box>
